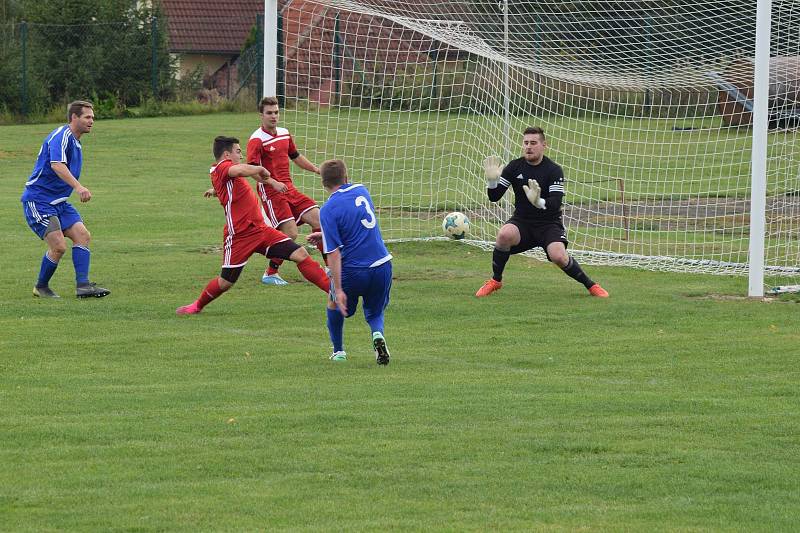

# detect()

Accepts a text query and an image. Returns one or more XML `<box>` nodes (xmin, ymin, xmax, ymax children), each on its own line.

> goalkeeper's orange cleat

<box><xmin>475</xmin><ymin>278</ymin><xmax>503</xmax><ymax>297</ymax></box>
<box><xmin>588</xmin><ymin>284</ymin><xmax>609</xmax><ymax>298</ymax></box>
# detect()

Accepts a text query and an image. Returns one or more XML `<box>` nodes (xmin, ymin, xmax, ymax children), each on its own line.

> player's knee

<box><xmin>326</xmin><ymin>300</ymin><xmax>337</xmax><ymax>311</ymax></box>
<box><xmin>73</xmin><ymin>228</ymin><xmax>91</xmax><ymax>245</ymax></box>
<box><xmin>288</xmin><ymin>246</ymin><xmax>309</xmax><ymax>262</ymax></box>
<box><xmin>549</xmin><ymin>250</ymin><xmax>569</xmax><ymax>267</ymax></box>
<box><xmin>219</xmin><ymin>266</ymin><xmax>243</xmax><ymax>285</ymax></box>
<box><xmin>281</xmin><ymin>226</ymin><xmax>298</xmax><ymax>240</ymax></box>
<box><xmin>50</xmin><ymin>243</ymin><xmax>67</xmax><ymax>259</ymax></box>
<box><xmin>496</xmin><ymin>230</ymin><xmax>516</xmax><ymax>248</ymax></box>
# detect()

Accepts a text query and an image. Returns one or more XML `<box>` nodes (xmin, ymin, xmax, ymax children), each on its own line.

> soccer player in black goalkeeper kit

<box><xmin>476</xmin><ymin>126</ymin><xmax>609</xmax><ymax>298</ymax></box>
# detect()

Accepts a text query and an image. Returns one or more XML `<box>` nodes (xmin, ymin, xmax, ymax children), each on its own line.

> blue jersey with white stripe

<box><xmin>21</xmin><ymin>125</ymin><xmax>83</xmax><ymax>205</ymax></box>
<box><xmin>320</xmin><ymin>183</ymin><xmax>392</xmax><ymax>269</ymax></box>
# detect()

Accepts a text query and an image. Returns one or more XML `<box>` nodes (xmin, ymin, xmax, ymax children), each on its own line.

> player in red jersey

<box><xmin>176</xmin><ymin>136</ymin><xmax>329</xmax><ymax>315</ymax></box>
<box><xmin>247</xmin><ymin>96</ymin><xmax>325</xmax><ymax>286</ymax></box>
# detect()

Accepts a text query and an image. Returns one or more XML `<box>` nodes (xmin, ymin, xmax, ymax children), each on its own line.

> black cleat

<box><xmin>33</xmin><ymin>286</ymin><xmax>60</xmax><ymax>298</ymax></box>
<box><xmin>76</xmin><ymin>282</ymin><xmax>111</xmax><ymax>298</ymax></box>
<box><xmin>373</xmin><ymin>334</ymin><xmax>390</xmax><ymax>366</ymax></box>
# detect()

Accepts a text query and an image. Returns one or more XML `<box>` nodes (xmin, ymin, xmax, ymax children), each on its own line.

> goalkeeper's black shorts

<box><xmin>506</xmin><ymin>216</ymin><xmax>568</xmax><ymax>257</ymax></box>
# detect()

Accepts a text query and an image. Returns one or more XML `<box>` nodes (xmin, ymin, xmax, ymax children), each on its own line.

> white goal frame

<box><xmin>264</xmin><ymin>0</ymin><xmax>782</xmax><ymax>298</ymax></box>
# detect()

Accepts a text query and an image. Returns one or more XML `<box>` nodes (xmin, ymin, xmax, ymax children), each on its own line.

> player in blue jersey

<box><xmin>307</xmin><ymin>159</ymin><xmax>393</xmax><ymax>365</ymax></box>
<box><xmin>21</xmin><ymin>100</ymin><xmax>110</xmax><ymax>299</ymax></box>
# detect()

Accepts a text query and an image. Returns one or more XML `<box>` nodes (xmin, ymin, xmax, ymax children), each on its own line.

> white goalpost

<box><xmin>264</xmin><ymin>0</ymin><xmax>800</xmax><ymax>296</ymax></box>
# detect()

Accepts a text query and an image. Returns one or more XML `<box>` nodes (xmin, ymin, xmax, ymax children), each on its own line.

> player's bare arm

<box><xmin>228</xmin><ymin>164</ymin><xmax>272</xmax><ymax>183</ymax></box>
<box><xmin>326</xmin><ymin>248</ymin><xmax>347</xmax><ymax>315</ymax></box>
<box><xmin>51</xmin><ymin>162</ymin><xmax>91</xmax><ymax>202</ymax></box>
<box><xmin>293</xmin><ymin>154</ymin><xmax>320</xmax><ymax>174</ymax></box>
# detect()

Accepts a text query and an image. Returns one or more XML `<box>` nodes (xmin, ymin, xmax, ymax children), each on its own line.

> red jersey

<box><xmin>210</xmin><ymin>159</ymin><xmax>266</xmax><ymax>236</ymax></box>
<box><xmin>247</xmin><ymin>126</ymin><xmax>299</xmax><ymax>198</ymax></box>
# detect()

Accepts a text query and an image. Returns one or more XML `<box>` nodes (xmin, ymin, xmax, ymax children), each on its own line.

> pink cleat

<box><xmin>176</xmin><ymin>302</ymin><xmax>201</xmax><ymax>315</ymax></box>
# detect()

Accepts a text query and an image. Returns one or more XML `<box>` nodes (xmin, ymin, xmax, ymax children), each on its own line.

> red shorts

<box><xmin>222</xmin><ymin>224</ymin><xmax>291</xmax><ymax>268</ymax></box>
<box><xmin>260</xmin><ymin>188</ymin><xmax>318</xmax><ymax>228</ymax></box>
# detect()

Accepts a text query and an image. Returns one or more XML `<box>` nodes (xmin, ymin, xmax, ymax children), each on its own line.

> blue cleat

<box><xmin>261</xmin><ymin>273</ymin><xmax>288</xmax><ymax>286</ymax></box>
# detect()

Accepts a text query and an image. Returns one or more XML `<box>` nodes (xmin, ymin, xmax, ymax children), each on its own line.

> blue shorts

<box><xmin>331</xmin><ymin>261</ymin><xmax>392</xmax><ymax>318</ymax></box>
<box><xmin>22</xmin><ymin>200</ymin><xmax>82</xmax><ymax>239</ymax></box>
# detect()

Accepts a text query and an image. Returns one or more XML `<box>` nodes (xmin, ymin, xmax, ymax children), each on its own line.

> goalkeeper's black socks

<box><xmin>492</xmin><ymin>247</ymin><xmax>511</xmax><ymax>282</ymax></box>
<box><xmin>561</xmin><ymin>256</ymin><xmax>594</xmax><ymax>289</ymax></box>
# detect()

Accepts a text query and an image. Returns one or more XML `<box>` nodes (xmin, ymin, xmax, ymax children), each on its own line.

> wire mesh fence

<box><xmin>0</xmin><ymin>11</ymin><xmax>264</xmax><ymax>119</ymax></box>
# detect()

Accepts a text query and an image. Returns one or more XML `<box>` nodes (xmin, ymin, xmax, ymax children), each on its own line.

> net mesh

<box><xmin>277</xmin><ymin>0</ymin><xmax>800</xmax><ymax>283</ymax></box>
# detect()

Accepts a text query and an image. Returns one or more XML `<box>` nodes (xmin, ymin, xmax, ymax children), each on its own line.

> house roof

<box><xmin>161</xmin><ymin>0</ymin><xmax>265</xmax><ymax>54</ymax></box>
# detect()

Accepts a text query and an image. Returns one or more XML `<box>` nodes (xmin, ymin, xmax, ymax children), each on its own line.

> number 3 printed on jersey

<box><xmin>356</xmin><ymin>195</ymin><xmax>377</xmax><ymax>229</ymax></box>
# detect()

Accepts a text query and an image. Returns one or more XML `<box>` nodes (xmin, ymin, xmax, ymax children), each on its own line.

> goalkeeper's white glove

<box><xmin>483</xmin><ymin>156</ymin><xmax>504</xmax><ymax>188</ymax></box>
<box><xmin>522</xmin><ymin>179</ymin><xmax>546</xmax><ymax>209</ymax></box>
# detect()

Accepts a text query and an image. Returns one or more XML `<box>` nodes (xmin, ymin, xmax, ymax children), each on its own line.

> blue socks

<box><xmin>326</xmin><ymin>307</ymin><xmax>345</xmax><ymax>353</ymax></box>
<box><xmin>36</xmin><ymin>252</ymin><xmax>59</xmax><ymax>288</ymax></box>
<box><xmin>328</xmin><ymin>307</ymin><xmax>385</xmax><ymax>354</ymax></box>
<box><xmin>365</xmin><ymin>312</ymin><xmax>384</xmax><ymax>338</ymax></box>
<box><xmin>36</xmin><ymin>246</ymin><xmax>92</xmax><ymax>287</ymax></box>
<box><xmin>72</xmin><ymin>245</ymin><xmax>91</xmax><ymax>285</ymax></box>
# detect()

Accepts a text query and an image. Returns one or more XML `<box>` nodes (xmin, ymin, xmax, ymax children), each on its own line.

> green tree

<box><xmin>9</xmin><ymin>0</ymin><xmax>173</xmax><ymax>114</ymax></box>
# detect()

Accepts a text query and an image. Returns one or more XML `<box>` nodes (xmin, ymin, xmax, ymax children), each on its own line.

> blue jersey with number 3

<box><xmin>320</xmin><ymin>183</ymin><xmax>392</xmax><ymax>269</ymax></box>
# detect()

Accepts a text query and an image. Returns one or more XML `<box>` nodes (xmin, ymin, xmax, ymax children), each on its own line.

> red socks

<box><xmin>197</xmin><ymin>277</ymin><xmax>225</xmax><ymax>309</ymax></box>
<box><xmin>296</xmin><ymin>256</ymin><xmax>330</xmax><ymax>292</ymax></box>
<box><xmin>267</xmin><ymin>259</ymin><xmax>284</xmax><ymax>276</ymax></box>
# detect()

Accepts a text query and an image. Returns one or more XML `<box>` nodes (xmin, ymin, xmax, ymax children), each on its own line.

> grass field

<box><xmin>1</xmin><ymin>113</ymin><xmax>799</xmax><ymax>531</ymax></box>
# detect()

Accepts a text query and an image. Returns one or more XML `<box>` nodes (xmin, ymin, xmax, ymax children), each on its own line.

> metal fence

<box><xmin>1</xmin><ymin>18</ymin><xmax>172</xmax><ymax>116</ymax></box>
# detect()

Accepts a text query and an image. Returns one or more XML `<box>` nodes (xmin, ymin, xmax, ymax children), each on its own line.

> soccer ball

<box><xmin>442</xmin><ymin>211</ymin><xmax>470</xmax><ymax>240</ymax></box>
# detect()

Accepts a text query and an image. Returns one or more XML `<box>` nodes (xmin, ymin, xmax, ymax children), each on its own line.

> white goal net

<box><xmin>274</xmin><ymin>0</ymin><xmax>800</xmax><ymax>284</ymax></box>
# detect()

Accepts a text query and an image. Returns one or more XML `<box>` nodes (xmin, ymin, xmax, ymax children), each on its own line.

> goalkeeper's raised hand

<box><xmin>522</xmin><ymin>179</ymin><xmax>546</xmax><ymax>209</ymax></box>
<box><xmin>483</xmin><ymin>156</ymin><xmax>504</xmax><ymax>188</ymax></box>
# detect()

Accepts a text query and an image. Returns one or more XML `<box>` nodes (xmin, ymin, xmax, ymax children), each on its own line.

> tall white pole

<box><xmin>263</xmin><ymin>0</ymin><xmax>278</xmax><ymax>98</ymax></box>
<box><xmin>748</xmin><ymin>0</ymin><xmax>771</xmax><ymax>297</ymax></box>
<box><xmin>503</xmin><ymin>0</ymin><xmax>511</xmax><ymax>159</ymax></box>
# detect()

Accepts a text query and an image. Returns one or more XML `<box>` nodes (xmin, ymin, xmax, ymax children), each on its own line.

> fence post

<box><xmin>151</xmin><ymin>17</ymin><xmax>158</xmax><ymax>98</ymax></box>
<box><xmin>21</xmin><ymin>20</ymin><xmax>28</xmax><ymax>117</ymax></box>
<box><xmin>277</xmin><ymin>10</ymin><xmax>284</xmax><ymax>106</ymax></box>
<box><xmin>256</xmin><ymin>12</ymin><xmax>264</xmax><ymax>104</ymax></box>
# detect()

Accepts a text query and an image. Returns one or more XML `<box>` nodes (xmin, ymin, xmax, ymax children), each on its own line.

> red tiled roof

<box><xmin>161</xmin><ymin>0</ymin><xmax>264</xmax><ymax>53</ymax></box>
